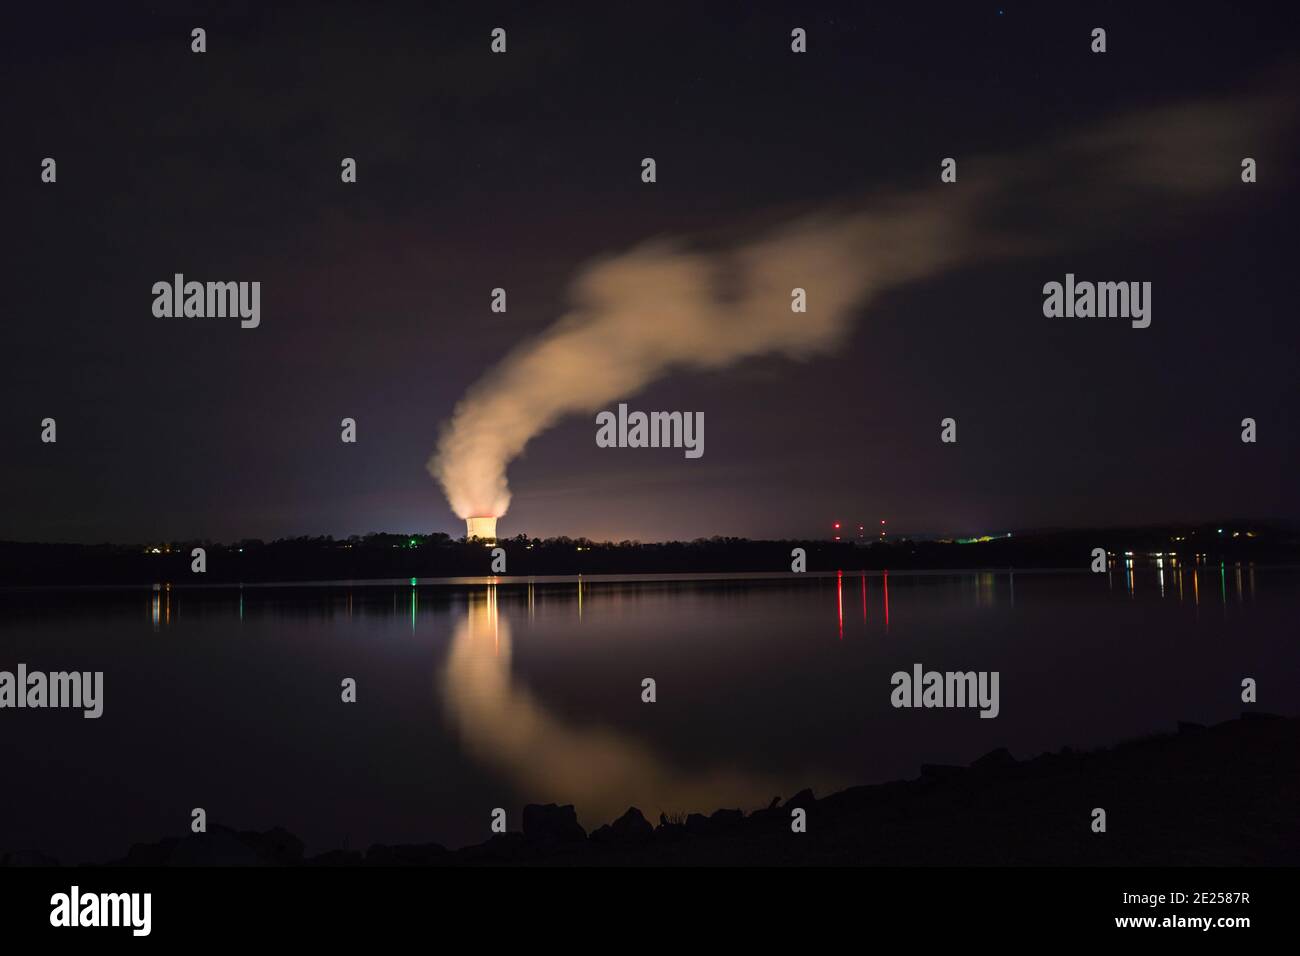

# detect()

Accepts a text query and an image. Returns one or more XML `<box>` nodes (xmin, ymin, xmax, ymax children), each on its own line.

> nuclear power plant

<box><xmin>466</xmin><ymin>516</ymin><xmax>498</xmax><ymax>543</ymax></box>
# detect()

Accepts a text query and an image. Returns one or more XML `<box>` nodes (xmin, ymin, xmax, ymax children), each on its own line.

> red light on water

<box><xmin>836</xmin><ymin>571</ymin><xmax>843</xmax><ymax>640</ymax></box>
<box><xmin>883</xmin><ymin>570</ymin><xmax>890</xmax><ymax>633</ymax></box>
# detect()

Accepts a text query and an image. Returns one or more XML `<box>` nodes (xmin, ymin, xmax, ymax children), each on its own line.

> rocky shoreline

<box><xmin>6</xmin><ymin>713</ymin><xmax>1297</xmax><ymax>866</ymax></box>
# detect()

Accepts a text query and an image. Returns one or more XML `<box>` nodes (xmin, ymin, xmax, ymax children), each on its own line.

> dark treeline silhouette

<box><xmin>1</xmin><ymin>522</ymin><xmax>1296</xmax><ymax>587</ymax></box>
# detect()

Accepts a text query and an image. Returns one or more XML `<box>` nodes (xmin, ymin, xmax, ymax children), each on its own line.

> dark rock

<box><xmin>709</xmin><ymin>808</ymin><xmax>744</xmax><ymax>828</ymax></box>
<box><xmin>455</xmin><ymin>833</ymin><xmax>528</xmax><ymax>863</ymax></box>
<box><xmin>1</xmin><ymin>849</ymin><xmax>60</xmax><ymax>867</ymax></box>
<box><xmin>1177</xmin><ymin>721</ymin><xmax>1206</xmax><ymax>734</ymax></box>
<box><xmin>785</xmin><ymin>788</ymin><xmax>816</xmax><ymax>808</ymax></box>
<box><xmin>521</xmin><ymin>804</ymin><xmax>586</xmax><ymax>844</ymax></box>
<box><xmin>971</xmin><ymin>747</ymin><xmax>1016</xmax><ymax>770</ymax></box>
<box><xmin>114</xmin><ymin>825</ymin><xmax>303</xmax><ymax>867</ymax></box>
<box><xmin>309</xmin><ymin>849</ymin><xmax>363</xmax><ymax>866</ymax></box>
<box><xmin>654</xmin><ymin>816</ymin><xmax>687</xmax><ymax>842</ymax></box>
<box><xmin>590</xmin><ymin>807</ymin><xmax>653</xmax><ymax>845</ymax></box>
<box><xmin>365</xmin><ymin>842</ymin><xmax>449</xmax><ymax>865</ymax></box>
<box><xmin>747</xmin><ymin>807</ymin><xmax>781</xmax><ymax>825</ymax></box>
<box><xmin>241</xmin><ymin>826</ymin><xmax>304</xmax><ymax>865</ymax></box>
<box><xmin>166</xmin><ymin>828</ymin><xmax>263</xmax><ymax>866</ymax></box>
<box><xmin>685</xmin><ymin>813</ymin><xmax>711</xmax><ymax>835</ymax></box>
<box><xmin>749</xmin><ymin>797</ymin><xmax>785</xmax><ymax>824</ymax></box>
<box><xmin>920</xmin><ymin>763</ymin><xmax>965</xmax><ymax>779</ymax></box>
<box><xmin>118</xmin><ymin>837</ymin><xmax>179</xmax><ymax>866</ymax></box>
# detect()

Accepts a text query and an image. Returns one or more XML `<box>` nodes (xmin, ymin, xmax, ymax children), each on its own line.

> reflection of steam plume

<box><xmin>430</xmin><ymin>93</ymin><xmax>1282</xmax><ymax>518</ymax></box>
<box><xmin>441</xmin><ymin>589</ymin><xmax>794</xmax><ymax>823</ymax></box>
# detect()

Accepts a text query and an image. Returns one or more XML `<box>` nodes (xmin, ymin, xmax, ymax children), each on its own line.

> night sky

<box><xmin>3</xmin><ymin>1</ymin><xmax>1297</xmax><ymax>544</ymax></box>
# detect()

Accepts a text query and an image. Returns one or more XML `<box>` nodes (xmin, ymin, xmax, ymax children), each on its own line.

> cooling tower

<box><xmin>466</xmin><ymin>516</ymin><xmax>498</xmax><ymax>543</ymax></box>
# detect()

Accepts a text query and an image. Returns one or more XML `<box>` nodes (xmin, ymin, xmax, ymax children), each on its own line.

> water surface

<box><xmin>2</xmin><ymin>565</ymin><xmax>1296</xmax><ymax>863</ymax></box>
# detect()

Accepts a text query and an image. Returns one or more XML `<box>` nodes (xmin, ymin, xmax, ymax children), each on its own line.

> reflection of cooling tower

<box><xmin>466</xmin><ymin>516</ymin><xmax>498</xmax><ymax>543</ymax></box>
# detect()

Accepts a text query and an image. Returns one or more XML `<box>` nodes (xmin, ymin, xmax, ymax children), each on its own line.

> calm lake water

<box><xmin>3</xmin><ymin>566</ymin><xmax>1298</xmax><ymax>863</ymax></box>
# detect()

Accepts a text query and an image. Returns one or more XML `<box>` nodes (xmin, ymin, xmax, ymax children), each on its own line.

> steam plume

<box><xmin>431</xmin><ymin>92</ymin><xmax>1282</xmax><ymax>520</ymax></box>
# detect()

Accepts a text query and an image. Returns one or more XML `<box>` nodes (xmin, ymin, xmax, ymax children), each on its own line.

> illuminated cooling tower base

<box><xmin>466</xmin><ymin>516</ymin><xmax>498</xmax><ymax>544</ymax></box>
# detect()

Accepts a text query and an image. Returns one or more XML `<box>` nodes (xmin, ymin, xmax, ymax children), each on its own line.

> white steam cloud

<box><xmin>430</xmin><ymin>92</ymin><xmax>1281</xmax><ymax>521</ymax></box>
